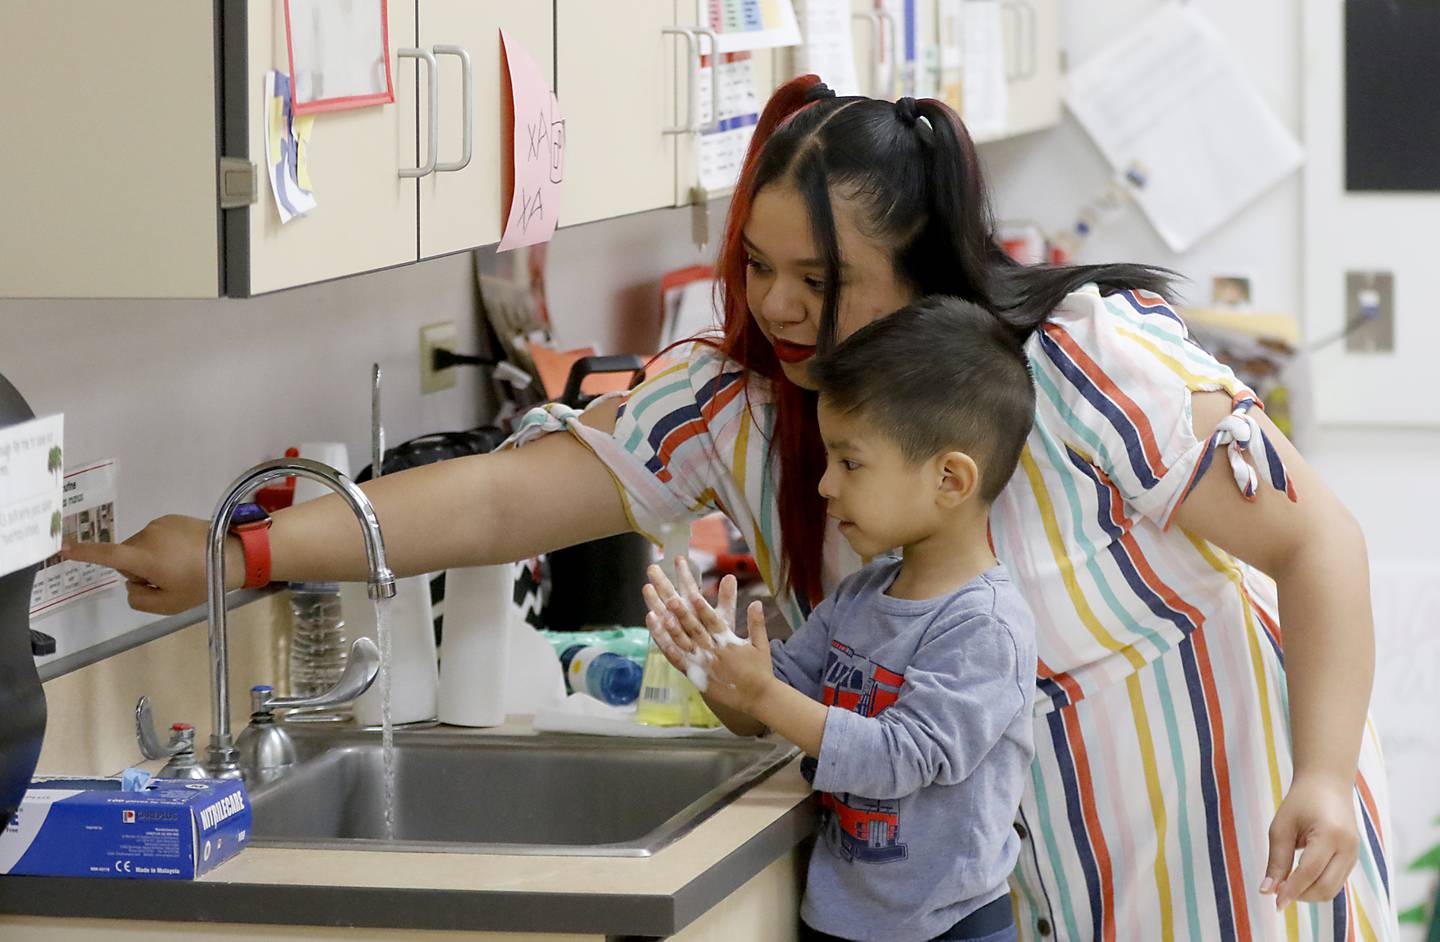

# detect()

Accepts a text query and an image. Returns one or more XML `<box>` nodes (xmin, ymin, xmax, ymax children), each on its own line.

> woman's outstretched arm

<box><xmin>65</xmin><ymin>400</ymin><xmax>632</xmax><ymax>614</ymax></box>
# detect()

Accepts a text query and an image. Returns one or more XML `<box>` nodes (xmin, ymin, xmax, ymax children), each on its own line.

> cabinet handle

<box><xmin>850</xmin><ymin>12</ymin><xmax>882</xmax><ymax>98</ymax></box>
<box><xmin>398</xmin><ymin>48</ymin><xmax>439</xmax><ymax>178</ymax></box>
<box><xmin>663</xmin><ymin>27</ymin><xmax>700</xmax><ymax>134</ymax></box>
<box><xmin>1017</xmin><ymin>1</ymin><xmax>1037</xmax><ymax>79</ymax></box>
<box><xmin>432</xmin><ymin>45</ymin><xmax>474</xmax><ymax>173</ymax></box>
<box><xmin>694</xmin><ymin>27</ymin><xmax>723</xmax><ymax>133</ymax></box>
<box><xmin>1000</xmin><ymin>2</ymin><xmax>1036</xmax><ymax>82</ymax></box>
<box><xmin>1000</xmin><ymin>4</ymin><xmax>1019</xmax><ymax>81</ymax></box>
<box><xmin>874</xmin><ymin>7</ymin><xmax>898</xmax><ymax>97</ymax></box>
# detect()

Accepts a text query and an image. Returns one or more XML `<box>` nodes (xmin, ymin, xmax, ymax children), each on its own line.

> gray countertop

<box><xmin>0</xmin><ymin>756</ymin><xmax>817</xmax><ymax>936</ymax></box>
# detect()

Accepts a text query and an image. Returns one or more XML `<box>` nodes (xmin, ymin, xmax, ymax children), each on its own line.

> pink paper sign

<box><xmin>499</xmin><ymin>31</ymin><xmax>564</xmax><ymax>252</ymax></box>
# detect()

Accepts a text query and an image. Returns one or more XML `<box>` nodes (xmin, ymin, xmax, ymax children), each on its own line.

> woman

<box><xmin>74</xmin><ymin>76</ymin><xmax>1395</xmax><ymax>940</ymax></box>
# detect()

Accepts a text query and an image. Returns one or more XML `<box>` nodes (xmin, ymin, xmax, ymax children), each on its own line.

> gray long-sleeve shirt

<box><xmin>770</xmin><ymin>558</ymin><xmax>1036</xmax><ymax>942</ymax></box>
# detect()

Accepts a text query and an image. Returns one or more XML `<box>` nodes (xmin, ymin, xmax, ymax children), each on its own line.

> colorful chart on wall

<box><xmin>1344</xmin><ymin>0</ymin><xmax>1440</xmax><ymax>192</ymax></box>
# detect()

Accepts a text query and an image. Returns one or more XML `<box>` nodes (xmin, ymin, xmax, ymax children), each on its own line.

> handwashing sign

<box><xmin>0</xmin><ymin>414</ymin><xmax>63</xmax><ymax>580</ymax></box>
<box><xmin>30</xmin><ymin>458</ymin><xmax>120</xmax><ymax>618</ymax></box>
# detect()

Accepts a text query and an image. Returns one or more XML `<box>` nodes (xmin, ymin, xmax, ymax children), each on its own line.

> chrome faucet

<box><xmin>202</xmin><ymin>458</ymin><xmax>396</xmax><ymax>778</ymax></box>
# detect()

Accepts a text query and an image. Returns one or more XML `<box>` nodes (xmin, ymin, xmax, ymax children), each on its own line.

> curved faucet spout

<box><xmin>204</xmin><ymin>458</ymin><xmax>396</xmax><ymax>778</ymax></box>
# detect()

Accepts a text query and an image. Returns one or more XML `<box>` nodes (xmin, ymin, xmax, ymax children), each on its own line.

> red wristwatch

<box><xmin>229</xmin><ymin>502</ymin><xmax>273</xmax><ymax>589</ymax></box>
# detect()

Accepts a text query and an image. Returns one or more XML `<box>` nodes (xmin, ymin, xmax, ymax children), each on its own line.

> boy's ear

<box><xmin>935</xmin><ymin>450</ymin><xmax>980</xmax><ymax>508</ymax></box>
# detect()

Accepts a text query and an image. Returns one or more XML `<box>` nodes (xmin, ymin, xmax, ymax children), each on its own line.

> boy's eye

<box><xmin>841</xmin><ymin>459</ymin><xmax>859</xmax><ymax>471</ymax></box>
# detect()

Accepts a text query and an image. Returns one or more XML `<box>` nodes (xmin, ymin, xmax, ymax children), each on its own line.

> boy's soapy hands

<box><xmin>642</xmin><ymin>558</ymin><xmax>773</xmax><ymax>717</ymax></box>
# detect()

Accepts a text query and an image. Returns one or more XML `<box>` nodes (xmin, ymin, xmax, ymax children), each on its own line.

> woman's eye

<box><xmin>745</xmin><ymin>257</ymin><xmax>770</xmax><ymax>274</ymax></box>
<box><xmin>803</xmin><ymin>276</ymin><xmax>826</xmax><ymax>293</ymax></box>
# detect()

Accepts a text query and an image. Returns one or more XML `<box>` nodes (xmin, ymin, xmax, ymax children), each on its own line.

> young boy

<box><xmin>643</xmin><ymin>296</ymin><xmax>1038</xmax><ymax>942</ymax></box>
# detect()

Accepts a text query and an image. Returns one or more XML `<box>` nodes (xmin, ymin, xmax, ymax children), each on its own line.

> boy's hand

<box><xmin>642</xmin><ymin>559</ymin><xmax>774</xmax><ymax>715</ymax></box>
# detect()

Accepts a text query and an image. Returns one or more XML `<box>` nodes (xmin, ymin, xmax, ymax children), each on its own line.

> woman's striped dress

<box><xmin>511</xmin><ymin>284</ymin><xmax>1397</xmax><ymax>941</ymax></box>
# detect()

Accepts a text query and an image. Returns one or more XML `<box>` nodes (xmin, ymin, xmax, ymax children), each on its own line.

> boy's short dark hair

<box><xmin>808</xmin><ymin>296</ymin><xmax>1036</xmax><ymax>502</ymax></box>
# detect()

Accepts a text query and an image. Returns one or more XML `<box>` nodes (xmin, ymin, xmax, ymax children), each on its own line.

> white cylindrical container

<box><xmin>437</xmin><ymin>565</ymin><xmax>513</xmax><ymax>727</ymax></box>
<box><xmin>344</xmin><ymin>574</ymin><xmax>439</xmax><ymax>727</ymax></box>
<box><xmin>293</xmin><ymin>442</ymin><xmax>352</xmax><ymax>502</ymax></box>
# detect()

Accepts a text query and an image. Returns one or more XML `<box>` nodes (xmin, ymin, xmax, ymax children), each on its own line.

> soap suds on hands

<box><xmin>672</xmin><ymin>599</ymin><xmax>744</xmax><ymax>692</ymax></box>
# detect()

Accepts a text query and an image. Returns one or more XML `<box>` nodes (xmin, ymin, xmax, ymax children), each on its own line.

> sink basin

<box><xmin>245</xmin><ymin>726</ymin><xmax>797</xmax><ymax>857</ymax></box>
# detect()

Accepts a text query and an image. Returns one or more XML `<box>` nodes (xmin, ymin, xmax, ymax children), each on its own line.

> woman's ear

<box><xmin>935</xmin><ymin>450</ymin><xmax>981</xmax><ymax>508</ymax></box>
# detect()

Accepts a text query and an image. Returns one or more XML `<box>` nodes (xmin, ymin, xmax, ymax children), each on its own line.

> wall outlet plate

<box><xmin>1344</xmin><ymin>271</ymin><xmax>1394</xmax><ymax>353</ymax></box>
<box><xmin>419</xmin><ymin>321</ymin><xmax>458</xmax><ymax>394</ymax></box>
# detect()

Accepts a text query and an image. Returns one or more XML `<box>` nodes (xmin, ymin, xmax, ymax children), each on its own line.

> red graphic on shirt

<box><xmin>819</xmin><ymin>640</ymin><xmax>908</xmax><ymax>863</ymax></box>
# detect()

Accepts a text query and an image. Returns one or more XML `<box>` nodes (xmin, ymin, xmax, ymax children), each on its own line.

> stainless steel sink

<box><xmin>245</xmin><ymin>726</ymin><xmax>796</xmax><ymax>857</ymax></box>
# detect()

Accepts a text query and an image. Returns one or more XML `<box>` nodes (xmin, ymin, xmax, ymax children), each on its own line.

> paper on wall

<box><xmin>961</xmin><ymin>0</ymin><xmax>1008</xmax><ymax>139</ymax></box>
<box><xmin>264</xmin><ymin>70</ymin><xmax>317</xmax><ymax>224</ymax></box>
<box><xmin>792</xmin><ymin>0</ymin><xmax>862</xmax><ymax>97</ymax></box>
<box><xmin>698</xmin><ymin>0</ymin><xmax>801</xmax><ymax>53</ymax></box>
<box><xmin>877</xmin><ymin>0</ymin><xmax>916</xmax><ymax>99</ymax></box>
<box><xmin>30</xmin><ymin>459</ymin><xmax>120</xmax><ymax>619</ymax></box>
<box><xmin>697</xmin><ymin>55</ymin><xmax>762</xmax><ymax>193</ymax></box>
<box><xmin>936</xmin><ymin>0</ymin><xmax>963</xmax><ymax>109</ymax></box>
<box><xmin>499</xmin><ymin>31</ymin><xmax>565</xmax><ymax>252</ymax></box>
<box><xmin>1063</xmin><ymin>2</ymin><xmax>1303</xmax><ymax>252</ymax></box>
<box><xmin>0</xmin><ymin>415</ymin><xmax>64</xmax><ymax>581</ymax></box>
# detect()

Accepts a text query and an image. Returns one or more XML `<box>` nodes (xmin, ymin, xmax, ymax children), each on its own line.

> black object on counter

<box><xmin>0</xmin><ymin>370</ymin><xmax>48</xmax><ymax>827</ymax></box>
<box><xmin>543</xmin><ymin>355</ymin><xmax>654</xmax><ymax>633</ymax></box>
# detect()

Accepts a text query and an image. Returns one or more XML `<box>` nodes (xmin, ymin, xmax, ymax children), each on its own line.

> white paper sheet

<box><xmin>285</xmin><ymin>0</ymin><xmax>391</xmax><ymax>110</ymax></box>
<box><xmin>697</xmin><ymin>55</ymin><xmax>762</xmax><ymax>193</ymax></box>
<box><xmin>264</xmin><ymin>70</ymin><xmax>317</xmax><ymax>224</ymax></box>
<box><xmin>0</xmin><ymin>414</ymin><xmax>63</xmax><ymax>580</ymax></box>
<box><xmin>698</xmin><ymin>0</ymin><xmax>802</xmax><ymax>53</ymax></box>
<box><xmin>1063</xmin><ymin>2</ymin><xmax>1303</xmax><ymax>252</ymax></box>
<box><xmin>793</xmin><ymin>0</ymin><xmax>862</xmax><ymax>97</ymax></box>
<box><xmin>961</xmin><ymin>0</ymin><xmax>1008</xmax><ymax>139</ymax></box>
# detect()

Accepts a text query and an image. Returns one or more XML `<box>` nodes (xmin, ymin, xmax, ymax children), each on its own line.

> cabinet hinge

<box><xmin>219</xmin><ymin>157</ymin><xmax>258</xmax><ymax>209</ymax></box>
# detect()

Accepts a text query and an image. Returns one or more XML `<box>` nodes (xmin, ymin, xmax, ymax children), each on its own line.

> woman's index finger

<box><xmin>62</xmin><ymin>539</ymin><xmax>148</xmax><ymax>575</ymax></box>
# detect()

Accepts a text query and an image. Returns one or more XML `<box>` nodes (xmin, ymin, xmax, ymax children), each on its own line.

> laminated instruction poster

<box><xmin>0</xmin><ymin>414</ymin><xmax>64</xmax><ymax>581</ymax></box>
<box><xmin>30</xmin><ymin>459</ymin><xmax>120</xmax><ymax>618</ymax></box>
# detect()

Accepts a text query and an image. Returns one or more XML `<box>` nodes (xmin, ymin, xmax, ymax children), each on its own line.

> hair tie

<box><xmin>895</xmin><ymin>97</ymin><xmax>934</xmax><ymax>144</ymax></box>
<box><xmin>804</xmin><ymin>81</ymin><xmax>837</xmax><ymax>103</ymax></box>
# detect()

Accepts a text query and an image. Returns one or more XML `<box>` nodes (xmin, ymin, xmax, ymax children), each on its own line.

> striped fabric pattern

<box><xmin>511</xmin><ymin>285</ymin><xmax>1396</xmax><ymax>940</ymax></box>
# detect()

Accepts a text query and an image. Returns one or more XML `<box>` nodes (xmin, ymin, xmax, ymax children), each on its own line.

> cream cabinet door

<box><xmin>419</xmin><ymin>1</ymin><xmax>554</xmax><ymax>258</ymax></box>
<box><xmin>0</xmin><ymin>2</ymin><xmax>220</xmax><ymax>298</ymax></box>
<box><xmin>1000</xmin><ymin>0</ymin><xmax>1060</xmax><ymax>137</ymax></box>
<box><xmin>240</xmin><ymin>0</ymin><xmax>419</xmax><ymax>296</ymax></box>
<box><xmin>556</xmin><ymin>0</ymin><xmax>679</xmax><ymax>227</ymax></box>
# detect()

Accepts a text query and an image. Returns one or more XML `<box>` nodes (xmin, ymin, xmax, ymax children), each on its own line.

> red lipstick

<box><xmin>772</xmin><ymin>340</ymin><xmax>816</xmax><ymax>364</ymax></box>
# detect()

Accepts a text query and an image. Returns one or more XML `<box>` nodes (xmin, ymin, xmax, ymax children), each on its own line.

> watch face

<box><xmin>231</xmin><ymin>502</ymin><xmax>269</xmax><ymax>526</ymax></box>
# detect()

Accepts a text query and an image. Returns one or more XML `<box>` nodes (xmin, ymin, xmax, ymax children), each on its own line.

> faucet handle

<box><xmin>135</xmin><ymin>696</ymin><xmax>192</xmax><ymax>760</ymax></box>
<box><xmin>254</xmin><ymin>637</ymin><xmax>381</xmax><ymax>714</ymax></box>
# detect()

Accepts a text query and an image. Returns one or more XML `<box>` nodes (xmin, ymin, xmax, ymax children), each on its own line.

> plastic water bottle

<box><xmin>559</xmin><ymin>645</ymin><xmax>644</xmax><ymax>706</ymax></box>
<box><xmin>288</xmin><ymin>581</ymin><xmax>348</xmax><ymax>704</ymax></box>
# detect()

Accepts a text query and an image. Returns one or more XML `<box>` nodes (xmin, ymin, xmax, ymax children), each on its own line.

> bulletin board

<box><xmin>1344</xmin><ymin>0</ymin><xmax>1440</xmax><ymax>192</ymax></box>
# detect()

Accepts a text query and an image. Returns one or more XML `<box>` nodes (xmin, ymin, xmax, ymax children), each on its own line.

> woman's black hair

<box><xmin>748</xmin><ymin>94</ymin><xmax>1178</xmax><ymax>347</ymax></box>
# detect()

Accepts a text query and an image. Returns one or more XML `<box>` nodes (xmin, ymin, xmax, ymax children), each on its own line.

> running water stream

<box><xmin>373</xmin><ymin>597</ymin><xmax>396</xmax><ymax>840</ymax></box>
